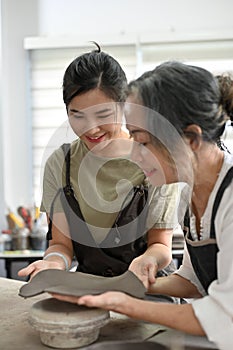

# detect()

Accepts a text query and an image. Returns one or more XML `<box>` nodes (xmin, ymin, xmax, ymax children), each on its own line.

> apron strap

<box><xmin>46</xmin><ymin>143</ymin><xmax>71</xmax><ymax>241</ymax></box>
<box><xmin>210</xmin><ymin>166</ymin><xmax>233</xmax><ymax>238</ymax></box>
<box><xmin>61</xmin><ymin>143</ymin><xmax>71</xmax><ymax>188</ymax></box>
<box><xmin>46</xmin><ymin>188</ymin><xmax>63</xmax><ymax>240</ymax></box>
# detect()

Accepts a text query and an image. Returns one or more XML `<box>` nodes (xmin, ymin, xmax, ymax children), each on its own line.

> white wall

<box><xmin>0</xmin><ymin>0</ymin><xmax>39</xmax><ymax>228</ymax></box>
<box><xmin>0</xmin><ymin>0</ymin><xmax>233</xmax><ymax>229</ymax></box>
<box><xmin>0</xmin><ymin>0</ymin><xmax>4</xmax><ymax>229</ymax></box>
<box><xmin>37</xmin><ymin>0</ymin><xmax>233</xmax><ymax>39</ymax></box>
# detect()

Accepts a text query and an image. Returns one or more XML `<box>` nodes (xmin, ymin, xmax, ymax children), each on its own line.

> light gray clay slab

<box><xmin>19</xmin><ymin>270</ymin><xmax>146</xmax><ymax>299</ymax></box>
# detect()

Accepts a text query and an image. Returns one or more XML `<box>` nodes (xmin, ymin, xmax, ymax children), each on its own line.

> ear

<box><xmin>183</xmin><ymin>124</ymin><xmax>203</xmax><ymax>151</ymax></box>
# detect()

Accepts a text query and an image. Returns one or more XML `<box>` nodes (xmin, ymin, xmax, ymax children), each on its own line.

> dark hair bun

<box><xmin>217</xmin><ymin>74</ymin><xmax>233</xmax><ymax>121</ymax></box>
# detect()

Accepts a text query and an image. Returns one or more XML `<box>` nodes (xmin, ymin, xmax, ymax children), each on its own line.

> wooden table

<box><xmin>0</xmin><ymin>277</ymin><xmax>218</xmax><ymax>350</ymax></box>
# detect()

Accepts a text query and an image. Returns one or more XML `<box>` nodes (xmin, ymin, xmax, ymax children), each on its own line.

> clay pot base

<box><xmin>19</xmin><ymin>270</ymin><xmax>146</xmax><ymax>299</ymax></box>
<box><xmin>29</xmin><ymin>298</ymin><xmax>110</xmax><ymax>349</ymax></box>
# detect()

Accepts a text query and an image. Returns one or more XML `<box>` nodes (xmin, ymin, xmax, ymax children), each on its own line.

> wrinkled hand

<box><xmin>128</xmin><ymin>255</ymin><xmax>158</xmax><ymax>289</ymax></box>
<box><xmin>51</xmin><ymin>291</ymin><xmax>132</xmax><ymax>315</ymax></box>
<box><xmin>18</xmin><ymin>260</ymin><xmax>63</xmax><ymax>280</ymax></box>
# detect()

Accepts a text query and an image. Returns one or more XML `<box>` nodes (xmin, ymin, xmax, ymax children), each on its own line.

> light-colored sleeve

<box><xmin>146</xmin><ymin>182</ymin><xmax>190</xmax><ymax>230</ymax></box>
<box><xmin>192</xmin><ymin>185</ymin><xmax>233</xmax><ymax>350</ymax></box>
<box><xmin>40</xmin><ymin>147</ymin><xmax>65</xmax><ymax>213</ymax></box>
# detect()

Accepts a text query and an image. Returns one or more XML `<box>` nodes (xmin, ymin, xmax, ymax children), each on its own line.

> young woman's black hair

<box><xmin>63</xmin><ymin>42</ymin><xmax>127</xmax><ymax>107</ymax></box>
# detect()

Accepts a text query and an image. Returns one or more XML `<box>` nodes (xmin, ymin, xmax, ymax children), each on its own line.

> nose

<box><xmin>130</xmin><ymin>142</ymin><xmax>143</xmax><ymax>164</ymax></box>
<box><xmin>83</xmin><ymin>116</ymin><xmax>102</xmax><ymax>135</ymax></box>
<box><xmin>69</xmin><ymin>115</ymin><xmax>101</xmax><ymax>132</ymax></box>
<box><xmin>86</xmin><ymin>125</ymin><xmax>101</xmax><ymax>135</ymax></box>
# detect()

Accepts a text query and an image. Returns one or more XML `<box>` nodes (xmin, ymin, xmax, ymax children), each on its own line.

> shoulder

<box><xmin>148</xmin><ymin>182</ymin><xmax>187</xmax><ymax>201</ymax></box>
<box><xmin>214</xmin><ymin>152</ymin><xmax>233</xmax><ymax>204</ymax></box>
<box><xmin>214</xmin><ymin>152</ymin><xmax>233</xmax><ymax>236</ymax></box>
<box><xmin>70</xmin><ymin>139</ymin><xmax>88</xmax><ymax>161</ymax></box>
<box><xmin>45</xmin><ymin>139</ymin><xmax>84</xmax><ymax>167</ymax></box>
<box><xmin>44</xmin><ymin>146</ymin><xmax>65</xmax><ymax>169</ymax></box>
<box><xmin>70</xmin><ymin>138</ymin><xmax>83</xmax><ymax>153</ymax></box>
<box><xmin>222</xmin><ymin>151</ymin><xmax>233</xmax><ymax>171</ymax></box>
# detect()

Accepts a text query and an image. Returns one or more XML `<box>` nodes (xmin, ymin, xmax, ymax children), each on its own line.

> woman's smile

<box><xmin>85</xmin><ymin>134</ymin><xmax>107</xmax><ymax>143</ymax></box>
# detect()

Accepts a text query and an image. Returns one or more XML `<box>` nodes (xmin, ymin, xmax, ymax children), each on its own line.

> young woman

<box><xmin>51</xmin><ymin>63</ymin><xmax>233</xmax><ymax>350</ymax></box>
<box><xmin>18</xmin><ymin>46</ymin><xmax>179</xmax><ymax>289</ymax></box>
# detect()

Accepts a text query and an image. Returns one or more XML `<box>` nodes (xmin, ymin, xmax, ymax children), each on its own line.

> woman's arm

<box><xmin>148</xmin><ymin>273</ymin><xmax>202</xmax><ymax>298</ymax></box>
<box><xmin>18</xmin><ymin>212</ymin><xmax>73</xmax><ymax>278</ymax></box>
<box><xmin>146</xmin><ymin>227</ymin><xmax>173</xmax><ymax>268</ymax></box>
<box><xmin>44</xmin><ymin>212</ymin><xmax>73</xmax><ymax>264</ymax></box>
<box><xmin>52</xmin><ymin>291</ymin><xmax>205</xmax><ymax>336</ymax></box>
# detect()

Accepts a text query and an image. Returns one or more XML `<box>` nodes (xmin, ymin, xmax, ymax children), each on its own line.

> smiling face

<box><xmin>127</xmin><ymin>126</ymin><xmax>178</xmax><ymax>186</ymax></box>
<box><xmin>125</xmin><ymin>95</ymin><xmax>178</xmax><ymax>186</ymax></box>
<box><xmin>68</xmin><ymin>89</ymin><xmax>122</xmax><ymax>151</ymax></box>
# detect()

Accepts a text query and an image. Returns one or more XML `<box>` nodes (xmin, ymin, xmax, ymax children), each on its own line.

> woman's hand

<box><xmin>128</xmin><ymin>255</ymin><xmax>157</xmax><ymax>289</ymax></box>
<box><xmin>51</xmin><ymin>291</ymin><xmax>133</xmax><ymax>315</ymax></box>
<box><xmin>130</xmin><ymin>229</ymin><xmax>173</xmax><ymax>289</ymax></box>
<box><xmin>17</xmin><ymin>259</ymin><xmax>64</xmax><ymax>280</ymax></box>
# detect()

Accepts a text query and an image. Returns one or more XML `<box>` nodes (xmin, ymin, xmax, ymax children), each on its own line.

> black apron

<box><xmin>184</xmin><ymin>166</ymin><xmax>233</xmax><ymax>293</ymax></box>
<box><xmin>47</xmin><ymin>143</ymin><xmax>150</xmax><ymax>277</ymax></box>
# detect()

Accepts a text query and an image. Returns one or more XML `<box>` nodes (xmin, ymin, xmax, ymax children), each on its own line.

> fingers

<box><xmin>131</xmin><ymin>265</ymin><xmax>156</xmax><ymax>288</ymax></box>
<box><xmin>18</xmin><ymin>259</ymin><xmax>63</xmax><ymax>279</ymax></box>
<box><xmin>50</xmin><ymin>293</ymin><xmax>104</xmax><ymax>308</ymax></box>
<box><xmin>130</xmin><ymin>264</ymin><xmax>155</xmax><ymax>285</ymax></box>
<box><xmin>18</xmin><ymin>264</ymin><xmax>35</xmax><ymax>277</ymax></box>
<box><xmin>50</xmin><ymin>293</ymin><xmax>105</xmax><ymax>308</ymax></box>
<box><xmin>129</xmin><ymin>256</ymin><xmax>158</xmax><ymax>287</ymax></box>
<box><xmin>148</xmin><ymin>264</ymin><xmax>156</xmax><ymax>284</ymax></box>
<box><xmin>77</xmin><ymin>295</ymin><xmax>102</xmax><ymax>307</ymax></box>
<box><xmin>51</xmin><ymin>291</ymin><xmax>130</xmax><ymax>315</ymax></box>
<box><xmin>50</xmin><ymin>293</ymin><xmax>80</xmax><ymax>304</ymax></box>
<box><xmin>79</xmin><ymin>292</ymin><xmax>126</xmax><ymax>309</ymax></box>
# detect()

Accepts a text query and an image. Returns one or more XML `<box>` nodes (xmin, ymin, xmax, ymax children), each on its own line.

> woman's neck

<box><xmin>192</xmin><ymin>144</ymin><xmax>224</xmax><ymax>219</ymax></box>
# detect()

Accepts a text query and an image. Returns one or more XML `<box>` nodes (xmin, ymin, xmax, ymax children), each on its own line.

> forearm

<box><xmin>125</xmin><ymin>298</ymin><xmax>205</xmax><ymax>336</ymax></box>
<box><xmin>44</xmin><ymin>212</ymin><xmax>74</xmax><ymax>270</ymax></box>
<box><xmin>77</xmin><ymin>292</ymin><xmax>205</xmax><ymax>336</ymax></box>
<box><xmin>148</xmin><ymin>274</ymin><xmax>202</xmax><ymax>298</ymax></box>
<box><xmin>146</xmin><ymin>228</ymin><xmax>173</xmax><ymax>270</ymax></box>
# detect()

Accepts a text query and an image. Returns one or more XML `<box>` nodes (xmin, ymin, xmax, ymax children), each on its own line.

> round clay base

<box><xmin>29</xmin><ymin>298</ymin><xmax>109</xmax><ymax>349</ymax></box>
<box><xmin>40</xmin><ymin>328</ymin><xmax>100</xmax><ymax>349</ymax></box>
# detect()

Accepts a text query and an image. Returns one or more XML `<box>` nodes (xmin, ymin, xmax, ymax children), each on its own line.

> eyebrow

<box><xmin>69</xmin><ymin>109</ymin><xmax>85</xmax><ymax>115</ymax></box>
<box><xmin>128</xmin><ymin>129</ymin><xmax>146</xmax><ymax>135</ymax></box>
<box><xmin>95</xmin><ymin>108</ymin><xmax>113</xmax><ymax>115</ymax></box>
<box><xmin>69</xmin><ymin>108</ymin><xmax>113</xmax><ymax>115</ymax></box>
